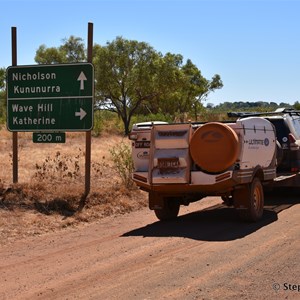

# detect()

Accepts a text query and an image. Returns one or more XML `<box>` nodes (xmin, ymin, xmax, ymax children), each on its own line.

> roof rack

<box><xmin>227</xmin><ymin>108</ymin><xmax>300</xmax><ymax>118</ymax></box>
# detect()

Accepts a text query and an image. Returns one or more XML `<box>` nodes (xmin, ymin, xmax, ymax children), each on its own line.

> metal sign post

<box><xmin>11</xmin><ymin>27</ymin><xmax>18</xmax><ymax>183</ymax></box>
<box><xmin>79</xmin><ymin>22</ymin><xmax>93</xmax><ymax>209</ymax></box>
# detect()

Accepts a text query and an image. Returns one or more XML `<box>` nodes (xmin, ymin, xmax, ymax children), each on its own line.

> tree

<box><xmin>0</xmin><ymin>67</ymin><xmax>5</xmax><ymax>90</ymax></box>
<box><xmin>94</xmin><ymin>37</ymin><xmax>163</xmax><ymax>135</ymax></box>
<box><xmin>294</xmin><ymin>101</ymin><xmax>300</xmax><ymax>110</ymax></box>
<box><xmin>0</xmin><ymin>67</ymin><xmax>6</xmax><ymax>121</ymax></box>
<box><xmin>144</xmin><ymin>57</ymin><xmax>223</xmax><ymax>121</ymax></box>
<box><xmin>94</xmin><ymin>39</ymin><xmax>223</xmax><ymax>132</ymax></box>
<box><xmin>59</xmin><ymin>36</ymin><xmax>86</xmax><ymax>63</ymax></box>
<box><xmin>35</xmin><ymin>45</ymin><xmax>64</xmax><ymax>64</ymax></box>
<box><xmin>35</xmin><ymin>36</ymin><xmax>86</xmax><ymax>64</ymax></box>
<box><xmin>177</xmin><ymin>59</ymin><xmax>222</xmax><ymax>121</ymax></box>
<box><xmin>137</xmin><ymin>52</ymin><xmax>184</xmax><ymax>116</ymax></box>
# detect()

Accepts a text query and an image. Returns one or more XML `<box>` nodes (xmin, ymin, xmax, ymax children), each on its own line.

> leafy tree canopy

<box><xmin>0</xmin><ymin>67</ymin><xmax>5</xmax><ymax>90</ymax></box>
<box><xmin>94</xmin><ymin>37</ymin><xmax>223</xmax><ymax>132</ymax></box>
<box><xmin>0</xmin><ymin>67</ymin><xmax>6</xmax><ymax>120</ymax></box>
<box><xmin>93</xmin><ymin>37</ymin><xmax>162</xmax><ymax>134</ymax></box>
<box><xmin>211</xmin><ymin>101</ymin><xmax>292</xmax><ymax>111</ymax></box>
<box><xmin>35</xmin><ymin>36</ymin><xmax>86</xmax><ymax>64</ymax></box>
<box><xmin>151</xmin><ymin>58</ymin><xmax>223</xmax><ymax>121</ymax></box>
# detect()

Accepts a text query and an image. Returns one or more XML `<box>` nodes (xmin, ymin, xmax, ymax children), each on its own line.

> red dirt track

<box><xmin>0</xmin><ymin>193</ymin><xmax>299</xmax><ymax>300</ymax></box>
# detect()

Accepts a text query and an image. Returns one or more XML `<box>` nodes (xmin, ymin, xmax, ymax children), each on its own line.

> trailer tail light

<box><xmin>129</xmin><ymin>132</ymin><xmax>138</xmax><ymax>140</ymax></box>
<box><xmin>215</xmin><ymin>172</ymin><xmax>231</xmax><ymax>182</ymax></box>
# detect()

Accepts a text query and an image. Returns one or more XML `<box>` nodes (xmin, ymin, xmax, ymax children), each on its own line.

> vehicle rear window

<box><xmin>291</xmin><ymin>117</ymin><xmax>300</xmax><ymax>138</ymax></box>
<box><xmin>266</xmin><ymin>118</ymin><xmax>290</xmax><ymax>145</ymax></box>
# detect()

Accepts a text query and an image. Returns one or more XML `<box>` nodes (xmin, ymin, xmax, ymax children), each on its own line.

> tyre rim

<box><xmin>253</xmin><ymin>185</ymin><xmax>262</xmax><ymax>211</ymax></box>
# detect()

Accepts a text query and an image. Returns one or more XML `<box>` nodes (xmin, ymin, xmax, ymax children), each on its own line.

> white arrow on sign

<box><xmin>77</xmin><ymin>71</ymin><xmax>87</xmax><ymax>90</ymax></box>
<box><xmin>75</xmin><ymin>108</ymin><xmax>87</xmax><ymax>120</ymax></box>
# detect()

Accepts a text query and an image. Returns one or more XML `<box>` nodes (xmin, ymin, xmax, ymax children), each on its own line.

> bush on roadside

<box><xmin>92</xmin><ymin>110</ymin><xmax>124</xmax><ymax>137</ymax></box>
<box><xmin>109</xmin><ymin>142</ymin><xmax>134</xmax><ymax>189</ymax></box>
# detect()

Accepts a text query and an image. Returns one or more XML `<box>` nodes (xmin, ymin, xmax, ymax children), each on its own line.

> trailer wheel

<box><xmin>154</xmin><ymin>198</ymin><xmax>180</xmax><ymax>221</ymax></box>
<box><xmin>234</xmin><ymin>177</ymin><xmax>264</xmax><ymax>222</ymax></box>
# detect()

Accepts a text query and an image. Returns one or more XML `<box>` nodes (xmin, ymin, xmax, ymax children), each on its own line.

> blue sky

<box><xmin>2</xmin><ymin>0</ymin><xmax>300</xmax><ymax>105</ymax></box>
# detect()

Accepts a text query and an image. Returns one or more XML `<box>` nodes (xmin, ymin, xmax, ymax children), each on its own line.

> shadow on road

<box><xmin>122</xmin><ymin>189</ymin><xmax>300</xmax><ymax>241</ymax></box>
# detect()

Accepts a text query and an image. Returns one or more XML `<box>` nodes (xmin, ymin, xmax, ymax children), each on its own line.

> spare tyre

<box><xmin>190</xmin><ymin>122</ymin><xmax>239</xmax><ymax>173</ymax></box>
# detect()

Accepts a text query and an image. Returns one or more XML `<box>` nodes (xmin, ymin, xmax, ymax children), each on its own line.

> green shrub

<box><xmin>109</xmin><ymin>142</ymin><xmax>134</xmax><ymax>189</ymax></box>
<box><xmin>92</xmin><ymin>110</ymin><xmax>124</xmax><ymax>136</ymax></box>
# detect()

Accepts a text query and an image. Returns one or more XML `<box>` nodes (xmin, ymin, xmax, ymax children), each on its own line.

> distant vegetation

<box><xmin>0</xmin><ymin>36</ymin><xmax>299</xmax><ymax>134</ymax></box>
<box><xmin>0</xmin><ymin>67</ymin><xmax>5</xmax><ymax>124</ymax></box>
<box><xmin>207</xmin><ymin>101</ymin><xmax>293</xmax><ymax>111</ymax></box>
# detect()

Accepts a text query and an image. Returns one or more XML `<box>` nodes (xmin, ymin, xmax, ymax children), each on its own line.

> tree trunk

<box><xmin>124</xmin><ymin>120</ymin><xmax>130</xmax><ymax>135</ymax></box>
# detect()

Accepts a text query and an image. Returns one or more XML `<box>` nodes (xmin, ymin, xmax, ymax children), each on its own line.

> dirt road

<box><xmin>0</xmin><ymin>192</ymin><xmax>299</xmax><ymax>300</ymax></box>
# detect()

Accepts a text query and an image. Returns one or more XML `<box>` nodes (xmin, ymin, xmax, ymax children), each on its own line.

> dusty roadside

<box><xmin>0</xmin><ymin>130</ymin><xmax>147</xmax><ymax>243</ymax></box>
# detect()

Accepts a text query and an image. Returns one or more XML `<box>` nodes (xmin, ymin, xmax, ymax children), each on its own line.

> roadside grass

<box><xmin>0</xmin><ymin>128</ymin><xmax>147</xmax><ymax>243</ymax></box>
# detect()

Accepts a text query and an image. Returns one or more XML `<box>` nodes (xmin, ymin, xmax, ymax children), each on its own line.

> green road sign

<box><xmin>33</xmin><ymin>132</ymin><xmax>66</xmax><ymax>143</ymax></box>
<box><xmin>7</xmin><ymin>63</ymin><xmax>94</xmax><ymax>131</ymax></box>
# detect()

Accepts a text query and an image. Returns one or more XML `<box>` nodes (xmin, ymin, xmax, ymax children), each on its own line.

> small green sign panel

<box><xmin>33</xmin><ymin>132</ymin><xmax>66</xmax><ymax>143</ymax></box>
<box><xmin>7</xmin><ymin>63</ymin><xmax>94</xmax><ymax>132</ymax></box>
